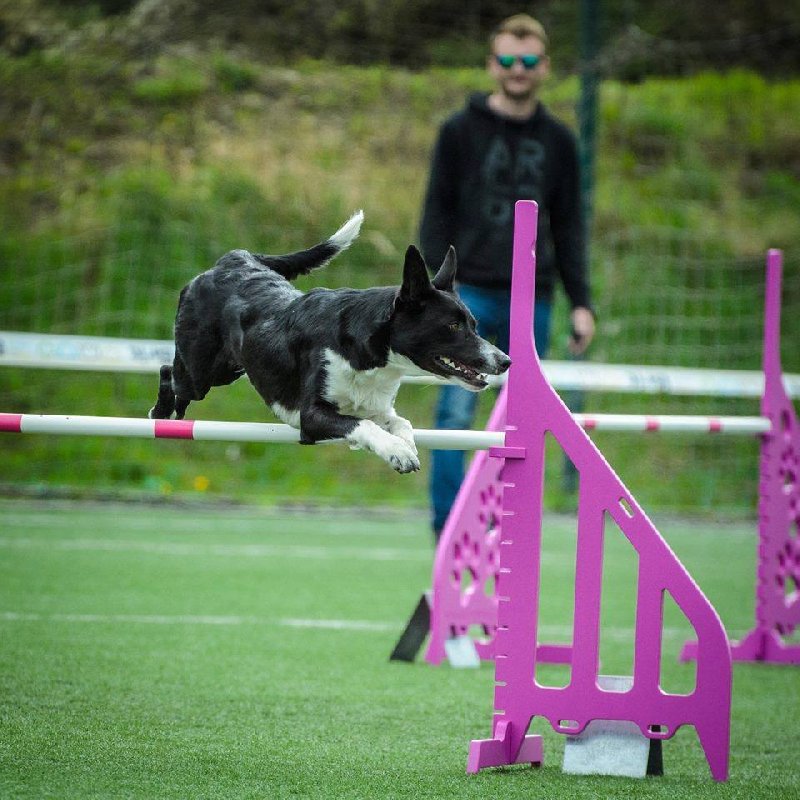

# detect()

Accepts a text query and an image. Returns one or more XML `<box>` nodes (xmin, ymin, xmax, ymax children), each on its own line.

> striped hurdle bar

<box><xmin>0</xmin><ymin>410</ymin><xmax>769</xmax><ymax>443</ymax></box>
<box><xmin>0</xmin><ymin>414</ymin><xmax>505</xmax><ymax>450</ymax></box>
<box><xmin>464</xmin><ymin>200</ymin><xmax>731</xmax><ymax>782</ymax></box>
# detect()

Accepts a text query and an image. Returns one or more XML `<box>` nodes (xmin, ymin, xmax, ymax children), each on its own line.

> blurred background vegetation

<box><xmin>1</xmin><ymin>0</ymin><xmax>799</xmax><ymax>516</ymax></box>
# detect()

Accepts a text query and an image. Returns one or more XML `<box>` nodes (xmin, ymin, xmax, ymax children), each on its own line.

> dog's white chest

<box><xmin>323</xmin><ymin>349</ymin><xmax>403</xmax><ymax>421</ymax></box>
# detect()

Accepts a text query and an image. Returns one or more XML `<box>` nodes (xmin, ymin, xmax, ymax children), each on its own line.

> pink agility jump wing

<box><xmin>424</xmin><ymin>384</ymin><xmax>508</xmax><ymax>664</ymax></box>
<box><xmin>424</xmin><ymin>384</ymin><xmax>572</xmax><ymax>667</ymax></box>
<box><xmin>683</xmin><ymin>249</ymin><xmax>800</xmax><ymax>665</ymax></box>
<box><xmin>467</xmin><ymin>201</ymin><xmax>732</xmax><ymax>781</ymax></box>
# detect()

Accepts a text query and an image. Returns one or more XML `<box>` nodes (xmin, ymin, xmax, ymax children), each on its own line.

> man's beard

<box><xmin>501</xmin><ymin>80</ymin><xmax>533</xmax><ymax>102</ymax></box>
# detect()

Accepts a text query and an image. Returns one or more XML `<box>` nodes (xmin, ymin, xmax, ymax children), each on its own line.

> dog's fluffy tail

<box><xmin>253</xmin><ymin>210</ymin><xmax>364</xmax><ymax>280</ymax></box>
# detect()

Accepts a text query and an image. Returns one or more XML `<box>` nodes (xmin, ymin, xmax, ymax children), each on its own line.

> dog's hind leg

<box><xmin>147</xmin><ymin>352</ymin><xmax>197</xmax><ymax>420</ymax></box>
<box><xmin>148</xmin><ymin>365</ymin><xmax>176</xmax><ymax>419</ymax></box>
<box><xmin>171</xmin><ymin>354</ymin><xmax>196</xmax><ymax>420</ymax></box>
<box><xmin>172</xmin><ymin>353</ymin><xmax>243</xmax><ymax>420</ymax></box>
<box><xmin>148</xmin><ymin>351</ymin><xmax>205</xmax><ymax>420</ymax></box>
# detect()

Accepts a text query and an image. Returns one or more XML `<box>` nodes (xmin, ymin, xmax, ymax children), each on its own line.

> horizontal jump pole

<box><xmin>0</xmin><ymin>413</ymin><xmax>502</xmax><ymax>450</ymax></box>
<box><xmin>3</xmin><ymin>331</ymin><xmax>799</xmax><ymax>399</ymax></box>
<box><xmin>578</xmin><ymin>413</ymin><xmax>770</xmax><ymax>435</ymax></box>
<box><xmin>0</xmin><ymin>412</ymin><xmax>772</xmax><ymax>449</ymax></box>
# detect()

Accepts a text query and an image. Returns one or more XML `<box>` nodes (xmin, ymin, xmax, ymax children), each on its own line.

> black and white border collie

<box><xmin>149</xmin><ymin>211</ymin><xmax>511</xmax><ymax>473</ymax></box>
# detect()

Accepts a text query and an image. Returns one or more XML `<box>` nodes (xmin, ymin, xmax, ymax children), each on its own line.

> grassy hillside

<box><xmin>1</xmin><ymin>36</ymin><xmax>799</xmax><ymax>514</ymax></box>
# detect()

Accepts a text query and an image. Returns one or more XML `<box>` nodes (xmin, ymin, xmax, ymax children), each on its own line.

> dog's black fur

<box><xmin>149</xmin><ymin>211</ymin><xmax>510</xmax><ymax>472</ymax></box>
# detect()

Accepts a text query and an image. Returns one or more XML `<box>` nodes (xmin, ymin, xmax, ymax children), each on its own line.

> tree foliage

<box><xmin>10</xmin><ymin>0</ymin><xmax>800</xmax><ymax>75</ymax></box>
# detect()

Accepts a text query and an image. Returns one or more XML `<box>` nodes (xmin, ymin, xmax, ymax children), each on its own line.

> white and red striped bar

<box><xmin>0</xmin><ymin>411</ymin><xmax>772</xmax><ymax>448</ymax></box>
<box><xmin>0</xmin><ymin>413</ymin><xmax>503</xmax><ymax>451</ymax></box>
<box><xmin>575</xmin><ymin>413</ymin><xmax>771</xmax><ymax>435</ymax></box>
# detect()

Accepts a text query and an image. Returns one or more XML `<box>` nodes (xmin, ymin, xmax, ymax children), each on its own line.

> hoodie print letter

<box><xmin>481</xmin><ymin>135</ymin><xmax>545</xmax><ymax>226</ymax></box>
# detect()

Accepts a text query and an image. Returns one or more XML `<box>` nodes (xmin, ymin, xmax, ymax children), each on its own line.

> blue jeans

<box><xmin>430</xmin><ymin>283</ymin><xmax>552</xmax><ymax>534</ymax></box>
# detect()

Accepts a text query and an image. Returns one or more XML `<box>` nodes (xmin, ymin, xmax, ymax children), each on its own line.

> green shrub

<box><xmin>213</xmin><ymin>54</ymin><xmax>259</xmax><ymax>92</ymax></box>
<box><xmin>133</xmin><ymin>60</ymin><xmax>209</xmax><ymax>105</ymax></box>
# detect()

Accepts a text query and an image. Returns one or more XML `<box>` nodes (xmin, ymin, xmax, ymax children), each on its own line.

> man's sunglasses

<box><xmin>494</xmin><ymin>54</ymin><xmax>543</xmax><ymax>70</ymax></box>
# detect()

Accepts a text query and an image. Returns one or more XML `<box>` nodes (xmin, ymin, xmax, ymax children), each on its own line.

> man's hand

<box><xmin>568</xmin><ymin>306</ymin><xmax>595</xmax><ymax>355</ymax></box>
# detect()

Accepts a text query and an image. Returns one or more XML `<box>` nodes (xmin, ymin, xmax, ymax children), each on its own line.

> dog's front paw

<box><xmin>347</xmin><ymin>420</ymin><xmax>420</xmax><ymax>474</ymax></box>
<box><xmin>386</xmin><ymin>414</ymin><xmax>418</xmax><ymax>456</ymax></box>
<box><xmin>387</xmin><ymin>440</ymin><xmax>421</xmax><ymax>474</ymax></box>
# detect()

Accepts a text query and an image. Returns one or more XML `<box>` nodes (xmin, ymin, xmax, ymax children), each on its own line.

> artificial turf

<box><xmin>0</xmin><ymin>500</ymin><xmax>798</xmax><ymax>798</ymax></box>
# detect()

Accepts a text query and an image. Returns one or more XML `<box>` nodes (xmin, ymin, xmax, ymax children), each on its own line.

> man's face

<box><xmin>487</xmin><ymin>33</ymin><xmax>549</xmax><ymax>101</ymax></box>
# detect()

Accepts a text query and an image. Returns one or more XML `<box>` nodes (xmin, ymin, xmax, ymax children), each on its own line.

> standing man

<box><xmin>420</xmin><ymin>13</ymin><xmax>595</xmax><ymax>539</ymax></box>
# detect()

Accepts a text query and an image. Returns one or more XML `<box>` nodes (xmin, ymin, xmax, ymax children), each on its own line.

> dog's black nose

<box><xmin>497</xmin><ymin>354</ymin><xmax>512</xmax><ymax>373</ymax></box>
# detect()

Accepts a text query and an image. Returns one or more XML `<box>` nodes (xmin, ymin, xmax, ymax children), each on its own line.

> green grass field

<box><xmin>1</xmin><ymin>499</ymin><xmax>798</xmax><ymax>798</ymax></box>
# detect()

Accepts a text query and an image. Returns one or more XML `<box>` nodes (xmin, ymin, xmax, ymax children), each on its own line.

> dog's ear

<box><xmin>431</xmin><ymin>246</ymin><xmax>457</xmax><ymax>293</ymax></box>
<box><xmin>399</xmin><ymin>245</ymin><xmax>432</xmax><ymax>304</ymax></box>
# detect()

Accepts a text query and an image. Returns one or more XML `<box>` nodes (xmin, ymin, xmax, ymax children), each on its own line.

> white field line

<box><xmin>0</xmin><ymin>610</ymin><xmax>725</xmax><ymax>640</ymax></box>
<box><xmin>0</xmin><ymin>611</ymin><xmax>396</xmax><ymax>631</ymax></box>
<box><xmin>0</xmin><ymin>536</ymin><xmax>432</xmax><ymax>562</ymax></box>
<box><xmin>0</xmin><ymin>509</ymin><xmax>756</xmax><ymax>541</ymax></box>
<box><xmin>0</xmin><ymin>511</ymin><xmax>422</xmax><ymax>537</ymax></box>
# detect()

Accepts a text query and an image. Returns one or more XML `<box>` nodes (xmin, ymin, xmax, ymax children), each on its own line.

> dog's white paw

<box><xmin>386</xmin><ymin>440</ymin><xmax>421</xmax><ymax>474</ymax></box>
<box><xmin>386</xmin><ymin>415</ymin><xmax>418</xmax><ymax>456</ymax></box>
<box><xmin>348</xmin><ymin>420</ymin><xmax>420</xmax><ymax>474</ymax></box>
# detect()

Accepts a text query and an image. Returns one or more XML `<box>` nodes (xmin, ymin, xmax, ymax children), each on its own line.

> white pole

<box><xmin>4</xmin><ymin>332</ymin><xmax>799</xmax><ymax>399</ymax></box>
<box><xmin>575</xmin><ymin>414</ymin><xmax>771</xmax><ymax>435</ymax></box>
<box><xmin>0</xmin><ymin>412</ymin><xmax>773</xmax><ymax>449</ymax></box>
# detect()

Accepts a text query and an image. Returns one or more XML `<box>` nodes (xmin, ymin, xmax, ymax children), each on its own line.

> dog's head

<box><xmin>389</xmin><ymin>245</ymin><xmax>511</xmax><ymax>391</ymax></box>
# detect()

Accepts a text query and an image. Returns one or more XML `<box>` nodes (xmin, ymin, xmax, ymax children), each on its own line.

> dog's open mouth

<box><xmin>433</xmin><ymin>356</ymin><xmax>488</xmax><ymax>389</ymax></box>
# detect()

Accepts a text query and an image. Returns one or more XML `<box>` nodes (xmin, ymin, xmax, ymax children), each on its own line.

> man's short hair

<box><xmin>489</xmin><ymin>14</ymin><xmax>549</xmax><ymax>50</ymax></box>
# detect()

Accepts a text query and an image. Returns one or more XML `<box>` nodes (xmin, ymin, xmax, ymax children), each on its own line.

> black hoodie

<box><xmin>419</xmin><ymin>92</ymin><xmax>590</xmax><ymax>309</ymax></box>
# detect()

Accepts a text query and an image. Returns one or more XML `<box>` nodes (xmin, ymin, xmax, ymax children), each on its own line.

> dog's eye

<box><xmin>449</xmin><ymin>322</ymin><xmax>462</xmax><ymax>332</ymax></box>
